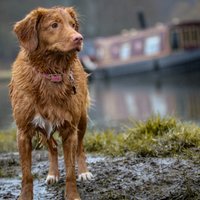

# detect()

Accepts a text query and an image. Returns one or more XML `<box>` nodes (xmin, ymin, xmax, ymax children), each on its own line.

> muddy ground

<box><xmin>0</xmin><ymin>151</ymin><xmax>200</xmax><ymax>200</ymax></box>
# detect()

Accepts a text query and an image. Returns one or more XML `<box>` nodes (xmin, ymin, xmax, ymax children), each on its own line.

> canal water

<box><xmin>89</xmin><ymin>70</ymin><xmax>200</xmax><ymax>129</ymax></box>
<box><xmin>1</xmin><ymin>69</ymin><xmax>200</xmax><ymax>131</ymax></box>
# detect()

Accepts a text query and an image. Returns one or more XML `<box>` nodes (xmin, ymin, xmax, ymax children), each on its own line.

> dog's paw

<box><xmin>45</xmin><ymin>175</ymin><xmax>59</xmax><ymax>185</ymax></box>
<box><xmin>77</xmin><ymin>172</ymin><xmax>94</xmax><ymax>181</ymax></box>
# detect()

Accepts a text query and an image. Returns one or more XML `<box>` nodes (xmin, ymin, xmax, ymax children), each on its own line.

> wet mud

<box><xmin>0</xmin><ymin>151</ymin><xmax>200</xmax><ymax>200</ymax></box>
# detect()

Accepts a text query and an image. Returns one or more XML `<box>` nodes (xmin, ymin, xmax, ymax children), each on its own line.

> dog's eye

<box><xmin>51</xmin><ymin>22</ymin><xmax>58</xmax><ymax>28</ymax></box>
<box><xmin>72</xmin><ymin>23</ymin><xmax>76</xmax><ymax>29</ymax></box>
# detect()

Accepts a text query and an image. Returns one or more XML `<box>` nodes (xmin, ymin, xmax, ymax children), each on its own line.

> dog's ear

<box><xmin>14</xmin><ymin>9</ymin><xmax>44</xmax><ymax>52</ymax></box>
<box><xmin>67</xmin><ymin>7</ymin><xmax>80</xmax><ymax>31</ymax></box>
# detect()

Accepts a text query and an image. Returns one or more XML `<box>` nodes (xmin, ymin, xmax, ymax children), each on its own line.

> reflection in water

<box><xmin>1</xmin><ymin>70</ymin><xmax>200</xmax><ymax>130</ymax></box>
<box><xmin>89</xmin><ymin>71</ymin><xmax>200</xmax><ymax>129</ymax></box>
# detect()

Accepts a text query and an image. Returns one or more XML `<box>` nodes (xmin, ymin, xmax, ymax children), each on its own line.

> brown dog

<box><xmin>9</xmin><ymin>7</ymin><xmax>93</xmax><ymax>200</ymax></box>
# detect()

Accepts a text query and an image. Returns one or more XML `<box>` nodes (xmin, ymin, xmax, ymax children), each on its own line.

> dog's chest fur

<box><xmin>34</xmin><ymin>79</ymin><xmax>85</xmax><ymax>134</ymax></box>
<box><xmin>32</xmin><ymin>114</ymin><xmax>54</xmax><ymax>138</ymax></box>
<box><xmin>31</xmin><ymin>91</ymin><xmax>78</xmax><ymax>136</ymax></box>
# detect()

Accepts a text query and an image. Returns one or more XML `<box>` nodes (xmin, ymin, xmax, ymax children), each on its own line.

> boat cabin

<box><xmin>85</xmin><ymin>21</ymin><xmax>200</xmax><ymax>69</ymax></box>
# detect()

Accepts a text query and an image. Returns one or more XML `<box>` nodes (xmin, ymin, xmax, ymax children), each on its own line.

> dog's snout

<box><xmin>72</xmin><ymin>34</ymin><xmax>83</xmax><ymax>43</ymax></box>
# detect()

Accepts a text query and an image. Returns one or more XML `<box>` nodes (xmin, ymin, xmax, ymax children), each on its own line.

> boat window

<box><xmin>96</xmin><ymin>47</ymin><xmax>105</xmax><ymax>60</ymax></box>
<box><xmin>192</xmin><ymin>28</ymin><xmax>198</xmax><ymax>44</ymax></box>
<box><xmin>120</xmin><ymin>43</ymin><xmax>131</xmax><ymax>60</ymax></box>
<box><xmin>170</xmin><ymin>25</ymin><xmax>200</xmax><ymax>50</ymax></box>
<box><xmin>198</xmin><ymin>28</ymin><xmax>200</xmax><ymax>45</ymax></box>
<box><xmin>183</xmin><ymin>29</ymin><xmax>189</xmax><ymax>46</ymax></box>
<box><xmin>144</xmin><ymin>36</ymin><xmax>161</xmax><ymax>55</ymax></box>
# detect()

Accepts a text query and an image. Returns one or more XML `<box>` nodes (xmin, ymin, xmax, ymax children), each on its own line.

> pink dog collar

<box><xmin>43</xmin><ymin>73</ymin><xmax>63</xmax><ymax>83</ymax></box>
<box><xmin>37</xmin><ymin>69</ymin><xmax>77</xmax><ymax>94</ymax></box>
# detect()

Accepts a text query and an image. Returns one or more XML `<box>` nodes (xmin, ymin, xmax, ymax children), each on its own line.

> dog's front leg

<box><xmin>77</xmin><ymin>113</ymin><xmax>93</xmax><ymax>181</ymax></box>
<box><xmin>17</xmin><ymin>129</ymin><xmax>33</xmax><ymax>200</ymax></box>
<box><xmin>61</xmin><ymin>129</ymin><xmax>80</xmax><ymax>200</ymax></box>
<box><xmin>46</xmin><ymin>137</ymin><xmax>59</xmax><ymax>185</ymax></box>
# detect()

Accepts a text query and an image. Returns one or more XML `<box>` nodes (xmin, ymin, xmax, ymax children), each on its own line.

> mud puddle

<box><xmin>0</xmin><ymin>151</ymin><xmax>200</xmax><ymax>200</ymax></box>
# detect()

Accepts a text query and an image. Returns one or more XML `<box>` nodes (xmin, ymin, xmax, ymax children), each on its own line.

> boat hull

<box><xmin>90</xmin><ymin>49</ymin><xmax>200</xmax><ymax>79</ymax></box>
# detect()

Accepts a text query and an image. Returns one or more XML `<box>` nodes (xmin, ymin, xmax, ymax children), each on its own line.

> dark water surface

<box><xmin>89</xmin><ymin>70</ymin><xmax>200</xmax><ymax>129</ymax></box>
<box><xmin>0</xmin><ymin>80</ymin><xmax>12</xmax><ymax>130</ymax></box>
<box><xmin>1</xmin><ymin>70</ymin><xmax>200</xmax><ymax>130</ymax></box>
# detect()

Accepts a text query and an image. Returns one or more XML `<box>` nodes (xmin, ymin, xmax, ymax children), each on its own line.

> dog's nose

<box><xmin>72</xmin><ymin>34</ymin><xmax>83</xmax><ymax>43</ymax></box>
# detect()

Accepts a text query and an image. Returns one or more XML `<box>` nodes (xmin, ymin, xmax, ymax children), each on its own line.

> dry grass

<box><xmin>85</xmin><ymin>115</ymin><xmax>200</xmax><ymax>158</ymax></box>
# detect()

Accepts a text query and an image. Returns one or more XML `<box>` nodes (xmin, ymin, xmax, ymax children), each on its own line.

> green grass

<box><xmin>0</xmin><ymin>116</ymin><xmax>200</xmax><ymax>159</ymax></box>
<box><xmin>84</xmin><ymin>115</ymin><xmax>200</xmax><ymax>158</ymax></box>
<box><xmin>0</xmin><ymin>129</ymin><xmax>17</xmax><ymax>152</ymax></box>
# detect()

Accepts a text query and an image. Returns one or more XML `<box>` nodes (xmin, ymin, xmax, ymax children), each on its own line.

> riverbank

<box><xmin>0</xmin><ymin>152</ymin><xmax>200</xmax><ymax>200</ymax></box>
<box><xmin>0</xmin><ymin>116</ymin><xmax>200</xmax><ymax>199</ymax></box>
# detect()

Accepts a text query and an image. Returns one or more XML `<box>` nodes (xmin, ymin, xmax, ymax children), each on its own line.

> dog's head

<box><xmin>14</xmin><ymin>7</ymin><xmax>83</xmax><ymax>53</ymax></box>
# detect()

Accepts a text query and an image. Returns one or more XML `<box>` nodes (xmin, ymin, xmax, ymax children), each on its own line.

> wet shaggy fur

<box><xmin>9</xmin><ymin>7</ymin><xmax>92</xmax><ymax>200</ymax></box>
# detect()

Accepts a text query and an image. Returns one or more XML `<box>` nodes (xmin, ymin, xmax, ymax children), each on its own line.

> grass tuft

<box><xmin>85</xmin><ymin>115</ymin><xmax>200</xmax><ymax>158</ymax></box>
<box><xmin>125</xmin><ymin>116</ymin><xmax>200</xmax><ymax>157</ymax></box>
